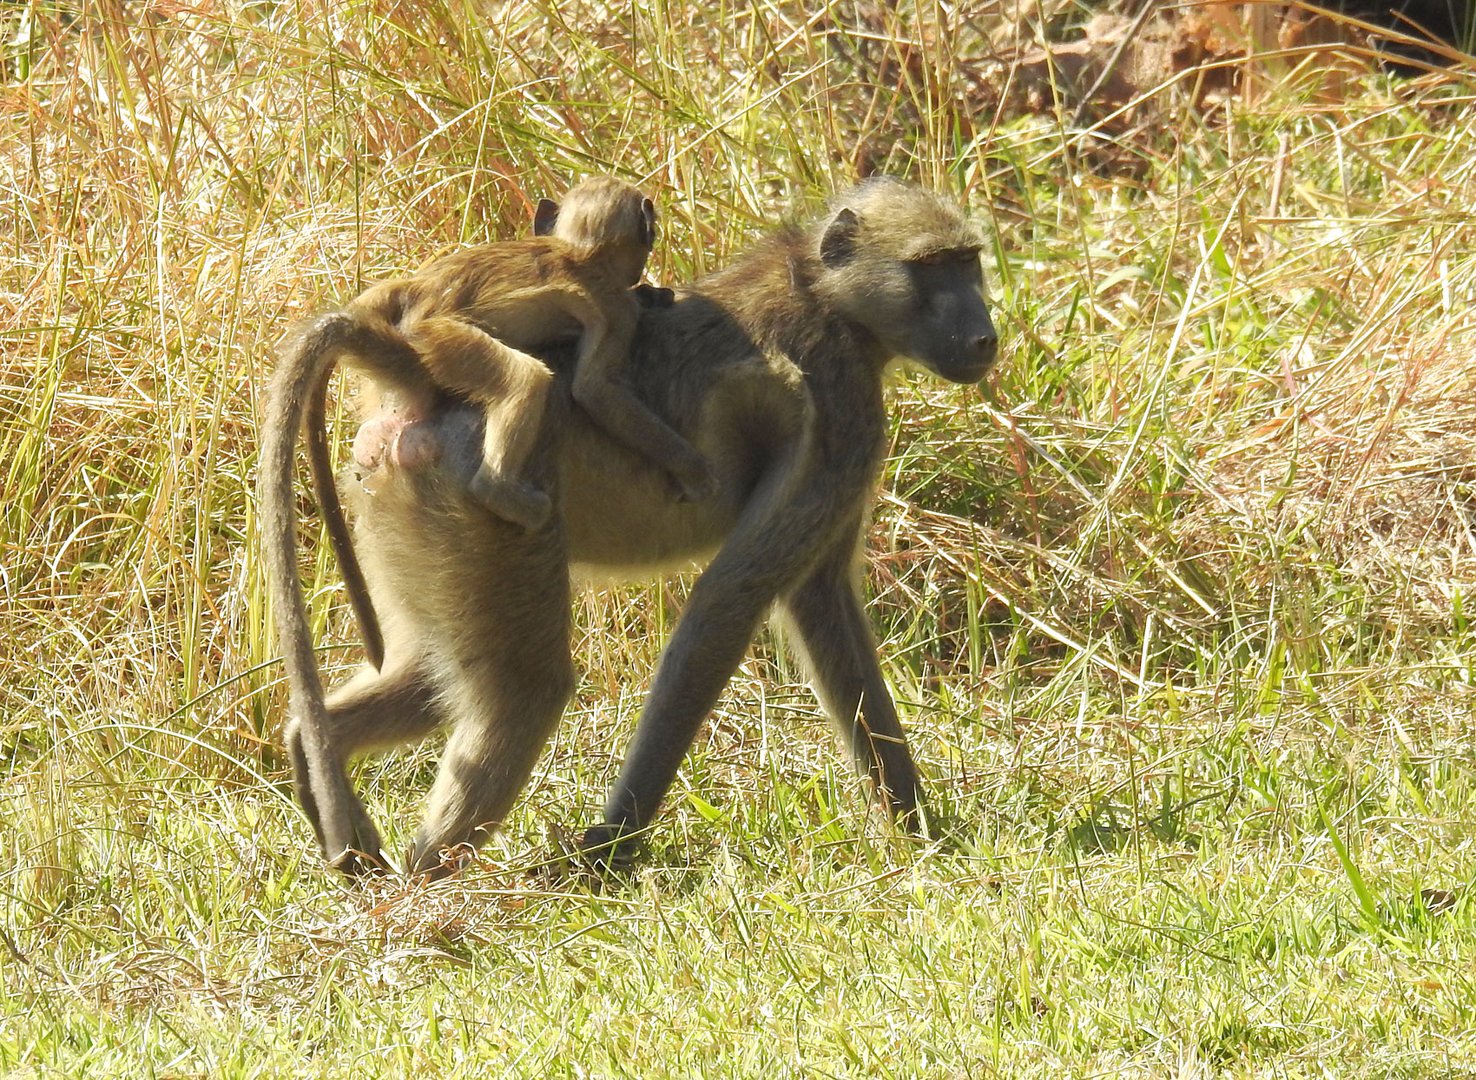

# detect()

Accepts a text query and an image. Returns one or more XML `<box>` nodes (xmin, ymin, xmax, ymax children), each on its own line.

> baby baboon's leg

<box><xmin>778</xmin><ymin>527</ymin><xmax>926</xmax><ymax>831</ymax></box>
<box><xmin>570</xmin><ymin>303</ymin><xmax>716</xmax><ymax>502</ymax></box>
<box><xmin>404</xmin><ymin>315</ymin><xmax>555</xmax><ymax>530</ymax></box>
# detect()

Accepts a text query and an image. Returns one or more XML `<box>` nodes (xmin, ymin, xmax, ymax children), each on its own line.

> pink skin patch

<box><xmin>393</xmin><ymin>421</ymin><xmax>443</xmax><ymax>469</ymax></box>
<box><xmin>353</xmin><ymin>412</ymin><xmax>443</xmax><ymax>471</ymax></box>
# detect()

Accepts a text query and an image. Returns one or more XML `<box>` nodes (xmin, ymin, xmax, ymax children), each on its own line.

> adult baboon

<box><xmin>264</xmin><ymin>177</ymin><xmax>998</xmax><ymax>876</ymax></box>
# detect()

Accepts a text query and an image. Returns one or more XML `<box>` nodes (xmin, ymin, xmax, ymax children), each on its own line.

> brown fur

<box><xmin>262</xmin><ymin>178</ymin><xmax>997</xmax><ymax>875</ymax></box>
<box><xmin>260</xmin><ymin>178</ymin><xmax>709</xmax><ymax>871</ymax></box>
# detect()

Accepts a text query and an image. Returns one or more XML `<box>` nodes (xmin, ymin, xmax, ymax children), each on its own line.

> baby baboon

<box><xmin>264</xmin><ymin>178</ymin><xmax>998</xmax><ymax>876</ymax></box>
<box><xmin>349</xmin><ymin>175</ymin><xmax>713</xmax><ymax>529</ymax></box>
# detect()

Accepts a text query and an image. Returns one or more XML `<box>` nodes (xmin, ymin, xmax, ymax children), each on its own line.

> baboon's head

<box><xmin>810</xmin><ymin>178</ymin><xmax>998</xmax><ymax>383</ymax></box>
<box><xmin>535</xmin><ymin>176</ymin><xmax>657</xmax><ymax>289</ymax></box>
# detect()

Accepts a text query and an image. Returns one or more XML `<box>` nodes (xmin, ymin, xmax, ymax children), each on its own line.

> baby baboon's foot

<box><xmin>468</xmin><ymin>467</ymin><xmax>552</xmax><ymax>531</ymax></box>
<box><xmin>633</xmin><ymin>282</ymin><xmax>676</xmax><ymax>309</ymax></box>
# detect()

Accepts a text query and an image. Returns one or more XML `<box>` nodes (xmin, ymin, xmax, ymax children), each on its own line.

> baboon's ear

<box><xmin>639</xmin><ymin>197</ymin><xmax>658</xmax><ymax>247</ymax></box>
<box><xmin>533</xmin><ymin>198</ymin><xmax>560</xmax><ymax>236</ymax></box>
<box><xmin>819</xmin><ymin>207</ymin><xmax>860</xmax><ymax>267</ymax></box>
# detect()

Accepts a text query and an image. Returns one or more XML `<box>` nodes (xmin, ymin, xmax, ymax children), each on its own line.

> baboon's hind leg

<box><xmin>406</xmin><ymin>642</ymin><xmax>575</xmax><ymax>876</ymax></box>
<box><xmin>778</xmin><ymin>529</ymin><xmax>927</xmax><ymax>832</ymax></box>
<box><xmin>326</xmin><ymin>656</ymin><xmax>445</xmax><ymax>754</ymax></box>
<box><xmin>398</xmin><ymin>502</ymin><xmax>577</xmax><ymax>877</ymax></box>
<box><xmin>285</xmin><ymin>655</ymin><xmax>444</xmax><ymax>873</ymax></box>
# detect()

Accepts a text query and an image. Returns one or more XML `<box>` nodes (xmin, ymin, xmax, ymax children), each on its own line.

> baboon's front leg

<box><xmin>583</xmin><ymin>462</ymin><xmax>852</xmax><ymax>861</ymax></box>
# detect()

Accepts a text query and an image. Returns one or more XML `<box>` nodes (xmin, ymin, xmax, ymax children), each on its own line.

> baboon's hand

<box><xmin>576</xmin><ymin>822</ymin><xmax>643</xmax><ymax>872</ymax></box>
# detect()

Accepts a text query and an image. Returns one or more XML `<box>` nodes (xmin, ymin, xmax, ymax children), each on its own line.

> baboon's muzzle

<box><xmin>940</xmin><ymin>310</ymin><xmax>998</xmax><ymax>383</ymax></box>
<box><xmin>973</xmin><ymin>327</ymin><xmax>999</xmax><ymax>371</ymax></box>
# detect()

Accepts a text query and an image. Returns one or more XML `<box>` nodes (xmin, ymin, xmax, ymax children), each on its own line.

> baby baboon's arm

<box><xmin>566</xmin><ymin>290</ymin><xmax>716</xmax><ymax>503</ymax></box>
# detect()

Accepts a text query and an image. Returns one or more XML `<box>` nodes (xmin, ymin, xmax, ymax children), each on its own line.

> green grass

<box><xmin>3</xmin><ymin>2</ymin><xmax>1475</xmax><ymax>1076</ymax></box>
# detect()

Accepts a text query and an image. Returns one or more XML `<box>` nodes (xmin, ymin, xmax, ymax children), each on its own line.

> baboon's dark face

<box><xmin>897</xmin><ymin>250</ymin><xmax>998</xmax><ymax>383</ymax></box>
<box><xmin>814</xmin><ymin>203</ymin><xmax>998</xmax><ymax>384</ymax></box>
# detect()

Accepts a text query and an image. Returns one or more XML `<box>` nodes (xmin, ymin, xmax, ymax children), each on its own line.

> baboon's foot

<box><xmin>286</xmin><ymin>720</ymin><xmax>385</xmax><ymax>876</ymax></box>
<box><xmin>404</xmin><ymin>840</ymin><xmax>476</xmax><ymax>882</ymax></box>
<box><xmin>575</xmin><ymin>822</ymin><xmax>643</xmax><ymax>873</ymax></box>
<box><xmin>525</xmin><ymin>824</ymin><xmax>630</xmax><ymax>889</ymax></box>
<box><xmin>468</xmin><ymin>467</ymin><xmax>552</xmax><ymax>531</ymax></box>
<box><xmin>326</xmin><ymin>842</ymin><xmax>392</xmax><ymax>879</ymax></box>
<box><xmin>314</xmin><ymin>808</ymin><xmax>389</xmax><ymax>879</ymax></box>
<box><xmin>633</xmin><ymin>282</ymin><xmax>676</xmax><ymax>309</ymax></box>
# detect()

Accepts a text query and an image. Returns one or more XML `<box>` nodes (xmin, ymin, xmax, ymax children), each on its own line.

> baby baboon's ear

<box><xmin>633</xmin><ymin>283</ymin><xmax>675</xmax><ymax>308</ymax></box>
<box><xmin>639</xmin><ymin>197</ymin><xmax>658</xmax><ymax>247</ymax></box>
<box><xmin>533</xmin><ymin>198</ymin><xmax>560</xmax><ymax>236</ymax></box>
<box><xmin>819</xmin><ymin>207</ymin><xmax>860</xmax><ymax>267</ymax></box>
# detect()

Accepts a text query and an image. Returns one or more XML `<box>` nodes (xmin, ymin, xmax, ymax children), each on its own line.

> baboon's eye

<box><xmin>911</xmin><ymin>248</ymin><xmax>979</xmax><ymax>268</ymax></box>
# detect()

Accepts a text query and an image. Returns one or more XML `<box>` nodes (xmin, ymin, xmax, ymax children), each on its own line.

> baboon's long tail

<box><xmin>257</xmin><ymin>311</ymin><xmax>417</xmax><ymax>863</ymax></box>
<box><xmin>303</xmin><ymin>360</ymin><xmax>384</xmax><ymax>670</ymax></box>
